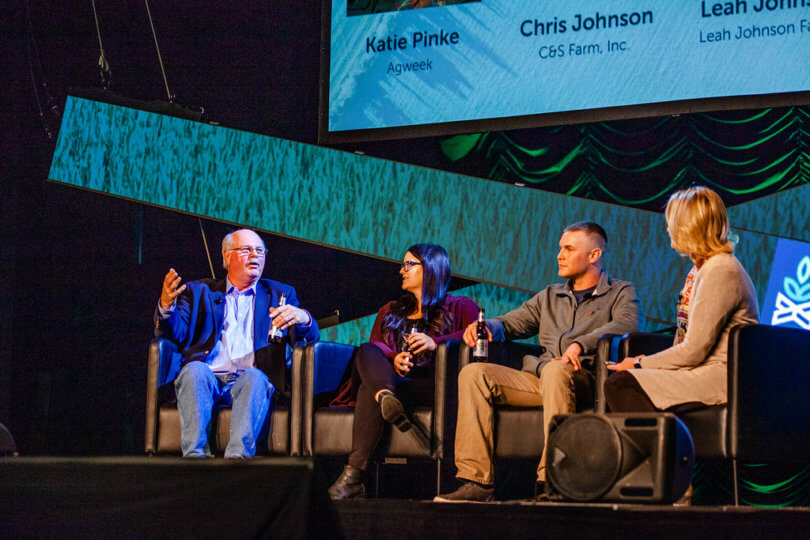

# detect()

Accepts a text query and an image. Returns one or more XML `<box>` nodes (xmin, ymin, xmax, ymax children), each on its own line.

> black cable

<box><xmin>199</xmin><ymin>219</ymin><xmax>216</xmax><ymax>279</ymax></box>
<box><xmin>90</xmin><ymin>0</ymin><xmax>112</xmax><ymax>89</ymax></box>
<box><xmin>144</xmin><ymin>0</ymin><xmax>174</xmax><ymax>101</ymax></box>
<box><xmin>25</xmin><ymin>1</ymin><xmax>58</xmax><ymax>140</ymax></box>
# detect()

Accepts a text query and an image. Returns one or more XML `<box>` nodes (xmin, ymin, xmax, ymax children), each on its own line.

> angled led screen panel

<box><xmin>727</xmin><ymin>183</ymin><xmax>810</xmax><ymax>242</ymax></box>
<box><xmin>50</xmin><ymin>96</ymin><xmax>781</xmax><ymax>325</ymax></box>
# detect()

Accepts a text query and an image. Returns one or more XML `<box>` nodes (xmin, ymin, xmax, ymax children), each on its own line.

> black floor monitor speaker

<box><xmin>546</xmin><ymin>413</ymin><xmax>694</xmax><ymax>503</ymax></box>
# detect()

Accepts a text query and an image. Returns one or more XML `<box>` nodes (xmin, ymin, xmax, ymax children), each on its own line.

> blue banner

<box><xmin>762</xmin><ymin>237</ymin><xmax>810</xmax><ymax>330</ymax></box>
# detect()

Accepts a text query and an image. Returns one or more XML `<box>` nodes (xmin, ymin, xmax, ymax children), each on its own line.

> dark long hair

<box><xmin>382</xmin><ymin>243</ymin><xmax>454</xmax><ymax>340</ymax></box>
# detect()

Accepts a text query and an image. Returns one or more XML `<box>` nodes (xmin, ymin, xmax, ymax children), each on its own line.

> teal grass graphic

<box><xmin>727</xmin><ymin>183</ymin><xmax>810</xmax><ymax>243</ymax></box>
<box><xmin>49</xmin><ymin>96</ymin><xmax>798</xmax><ymax>343</ymax></box>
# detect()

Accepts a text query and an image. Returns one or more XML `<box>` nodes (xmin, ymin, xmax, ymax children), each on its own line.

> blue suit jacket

<box><xmin>154</xmin><ymin>278</ymin><xmax>319</xmax><ymax>390</ymax></box>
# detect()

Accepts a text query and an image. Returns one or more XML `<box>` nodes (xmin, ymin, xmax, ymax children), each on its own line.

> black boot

<box><xmin>379</xmin><ymin>390</ymin><xmax>430</xmax><ymax>451</ymax></box>
<box><xmin>379</xmin><ymin>390</ymin><xmax>411</xmax><ymax>432</ymax></box>
<box><xmin>328</xmin><ymin>465</ymin><xmax>366</xmax><ymax>500</ymax></box>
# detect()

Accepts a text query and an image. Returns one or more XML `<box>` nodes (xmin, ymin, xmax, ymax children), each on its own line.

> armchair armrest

<box><xmin>595</xmin><ymin>334</ymin><xmax>622</xmax><ymax>413</ymax></box>
<box><xmin>145</xmin><ymin>338</ymin><xmax>179</xmax><ymax>455</ymax></box>
<box><xmin>595</xmin><ymin>332</ymin><xmax>672</xmax><ymax>414</ymax></box>
<box><xmin>432</xmin><ymin>340</ymin><xmax>460</xmax><ymax>460</ymax></box>
<box><xmin>289</xmin><ymin>343</ymin><xmax>306</xmax><ymax>456</ymax></box>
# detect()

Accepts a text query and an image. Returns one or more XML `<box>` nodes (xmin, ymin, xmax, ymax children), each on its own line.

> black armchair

<box><xmin>596</xmin><ymin>323</ymin><xmax>810</xmax><ymax>504</ymax></box>
<box><xmin>144</xmin><ymin>338</ymin><xmax>304</xmax><ymax>456</ymax></box>
<box><xmin>458</xmin><ymin>341</ymin><xmax>597</xmax><ymax>460</ymax></box>
<box><xmin>301</xmin><ymin>340</ymin><xmax>461</xmax><ymax>494</ymax></box>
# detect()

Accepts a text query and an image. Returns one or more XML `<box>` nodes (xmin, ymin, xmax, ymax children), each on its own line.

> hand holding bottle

<box><xmin>406</xmin><ymin>332</ymin><xmax>437</xmax><ymax>355</ymax></box>
<box><xmin>269</xmin><ymin>294</ymin><xmax>311</xmax><ymax>335</ymax></box>
<box><xmin>464</xmin><ymin>309</ymin><xmax>490</xmax><ymax>361</ymax></box>
<box><xmin>393</xmin><ymin>351</ymin><xmax>413</xmax><ymax>376</ymax></box>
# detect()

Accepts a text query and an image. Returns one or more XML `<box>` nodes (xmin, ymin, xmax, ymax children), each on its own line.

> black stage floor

<box><xmin>1</xmin><ymin>457</ymin><xmax>808</xmax><ymax>539</ymax></box>
<box><xmin>333</xmin><ymin>499</ymin><xmax>810</xmax><ymax>539</ymax></box>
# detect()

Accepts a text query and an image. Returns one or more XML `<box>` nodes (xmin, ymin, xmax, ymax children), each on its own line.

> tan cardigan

<box><xmin>631</xmin><ymin>253</ymin><xmax>759</xmax><ymax>410</ymax></box>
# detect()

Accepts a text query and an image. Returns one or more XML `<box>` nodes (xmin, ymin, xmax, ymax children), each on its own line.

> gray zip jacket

<box><xmin>488</xmin><ymin>270</ymin><xmax>643</xmax><ymax>376</ymax></box>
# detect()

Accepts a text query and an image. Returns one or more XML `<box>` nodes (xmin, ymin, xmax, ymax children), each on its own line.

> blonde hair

<box><xmin>665</xmin><ymin>186</ymin><xmax>734</xmax><ymax>266</ymax></box>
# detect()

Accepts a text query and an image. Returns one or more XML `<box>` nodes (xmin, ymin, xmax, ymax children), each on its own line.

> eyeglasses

<box><xmin>229</xmin><ymin>246</ymin><xmax>266</xmax><ymax>256</ymax></box>
<box><xmin>400</xmin><ymin>261</ymin><xmax>422</xmax><ymax>272</ymax></box>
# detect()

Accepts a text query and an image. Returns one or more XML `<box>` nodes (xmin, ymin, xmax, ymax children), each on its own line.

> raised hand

<box><xmin>160</xmin><ymin>268</ymin><xmax>186</xmax><ymax>310</ymax></box>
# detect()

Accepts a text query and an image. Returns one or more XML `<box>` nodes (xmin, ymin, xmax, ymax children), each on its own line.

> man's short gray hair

<box><xmin>221</xmin><ymin>229</ymin><xmax>266</xmax><ymax>270</ymax></box>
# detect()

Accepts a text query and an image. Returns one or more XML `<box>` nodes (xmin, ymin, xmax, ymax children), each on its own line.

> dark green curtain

<box><xmin>441</xmin><ymin>106</ymin><xmax>810</xmax><ymax>211</ymax></box>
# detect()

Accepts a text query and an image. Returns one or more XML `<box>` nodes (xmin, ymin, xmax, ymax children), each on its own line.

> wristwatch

<box><xmin>633</xmin><ymin>357</ymin><xmax>642</xmax><ymax>369</ymax></box>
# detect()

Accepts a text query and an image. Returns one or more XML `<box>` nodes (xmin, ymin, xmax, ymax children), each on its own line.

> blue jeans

<box><xmin>175</xmin><ymin>362</ymin><xmax>273</xmax><ymax>458</ymax></box>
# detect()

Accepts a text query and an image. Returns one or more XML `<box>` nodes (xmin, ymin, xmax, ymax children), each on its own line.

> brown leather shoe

<box><xmin>433</xmin><ymin>482</ymin><xmax>495</xmax><ymax>503</ymax></box>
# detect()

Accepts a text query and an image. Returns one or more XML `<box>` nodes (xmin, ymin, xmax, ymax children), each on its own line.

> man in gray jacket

<box><xmin>435</xmin><ymin>222</ymin><xmax>642</xmax><ymax>502</ymax></box>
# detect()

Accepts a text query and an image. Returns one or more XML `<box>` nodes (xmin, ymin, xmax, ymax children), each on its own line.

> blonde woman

<box><xmin>605</xmin><ymin>186</ymin><xmax>759</xmax><ymax>412</ymax></box>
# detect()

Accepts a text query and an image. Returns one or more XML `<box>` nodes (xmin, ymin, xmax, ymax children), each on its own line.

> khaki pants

<box><xmin>454</xmin><ymin>360</ymin><xmax>591</xmax><ymax>484</ymax></box>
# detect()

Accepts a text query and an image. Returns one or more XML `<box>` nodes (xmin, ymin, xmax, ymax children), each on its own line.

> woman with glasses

<box><xmin>328</xmin><ymin>243</ymin><xmax>480</xmax><ymax>500</ymax></box>
<box><xmin>605</xmin><ymin>187</ymin><xmax>759</xmax><ymax>415</ymax></box>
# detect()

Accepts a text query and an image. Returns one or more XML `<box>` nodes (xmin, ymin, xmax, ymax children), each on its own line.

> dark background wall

<box><xmin>5</xmin><ymin>2</ymin><xmax>456</xmax><ymax>455</ymax></box>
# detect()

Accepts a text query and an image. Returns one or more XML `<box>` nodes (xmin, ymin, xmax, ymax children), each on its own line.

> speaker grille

<box><xmin>547</xmin><ymin>415</ymin><xmax>622</xmax><ymax>501</ymax></box>
<box><xmin>547</xmin><ymin>413</ymin><xmax>695</xmax><ymax>503</ymax></box>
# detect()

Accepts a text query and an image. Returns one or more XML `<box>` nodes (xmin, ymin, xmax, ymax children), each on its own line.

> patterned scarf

<box><xmin>675</xmin><ymin>266</ymin><xmax>698</xmax><ymax>344</ymax></box>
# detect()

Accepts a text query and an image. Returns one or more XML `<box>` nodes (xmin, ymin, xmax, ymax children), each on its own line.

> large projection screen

<box><xmin>319</xmin><ymin>0</ymin><xmax>810</xmax><ymax>143</ymax></box>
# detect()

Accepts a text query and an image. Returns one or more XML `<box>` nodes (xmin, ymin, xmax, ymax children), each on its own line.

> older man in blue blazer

<box><xmin>155</xmin><ymin>229</ymin><xmax>319</xmax><ymax>458</ymax></box>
